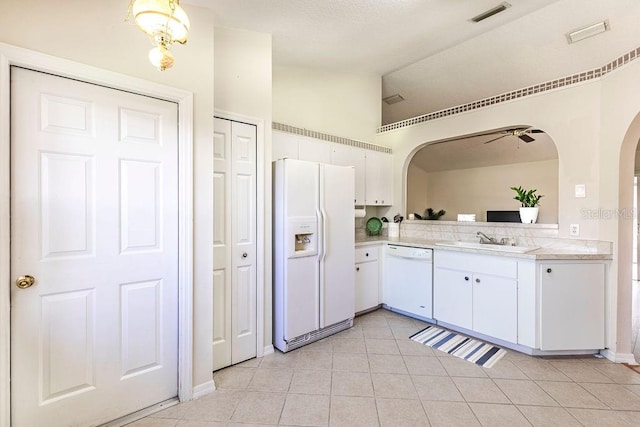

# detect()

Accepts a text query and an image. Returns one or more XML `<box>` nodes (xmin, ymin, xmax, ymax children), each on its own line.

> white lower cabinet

<box><xmin>472</xmin><ymin>273</ymin><xmax>517</xmax><ymax>343</ymax></box>
<box><xmin>355</xmin><ymin>246</ymin><xmax>380</xmax><ymax>312</ymax></box>
<box><xmin>538</xmin><ymin>262</ymin><xmax>605</xmax><ymax>350</ymax></box>
<box><xmin>434</xmin><ymin>251</ymin><xmax>517</xmax><ymax>341</ymax></box>
<box><xmin>434</xmin><ymin>249</ymin><xmax>607</xmax><ymax>353</ymax></box>
<box><xmin>433</xmin><ymin>268</ymin><xmax>473</xmax><ymax>329</ymax></box>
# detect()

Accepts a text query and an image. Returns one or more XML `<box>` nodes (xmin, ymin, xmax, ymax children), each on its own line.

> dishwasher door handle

<box><xmin>386</xmin><ymin>254</ymin><xmax>432</xmax><ymax>261</ymax></box>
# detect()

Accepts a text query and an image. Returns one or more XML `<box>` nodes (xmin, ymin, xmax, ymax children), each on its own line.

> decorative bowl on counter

<box><xmin>366</xmin><ymin>217</ymin><xmax>383</xmax><ymax>236</ymax></box>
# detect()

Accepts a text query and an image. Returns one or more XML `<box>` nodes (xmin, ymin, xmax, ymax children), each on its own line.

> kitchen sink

<box><xmin>436</xmin><ymin>241</ymin><xmax>539</xmax><ymax>253</ymax></box>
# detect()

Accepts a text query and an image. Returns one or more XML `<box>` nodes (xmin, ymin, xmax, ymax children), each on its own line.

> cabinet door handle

<box><xmin>356</xmin><ymin>267</ymin><xmax>360</xmax><ymax>272</ymax></box>
<box><xmin>475</xmin><ymin>278</ymin><xmax>481</xmax><ymax>283</ymax></box>
<box><xmin>464</xmin><ymin>276</ymin><xmax>469</xmax><ymax>281</ymax></box>
<box><xmin>546</xmin><ymin>268</ymin><xmax>552</xmax><ymax>273</ymax></box>
<box><xmin>365</xmin><ymin>252</ymin><xmax>369</xmax><ymax>257</ymax></box>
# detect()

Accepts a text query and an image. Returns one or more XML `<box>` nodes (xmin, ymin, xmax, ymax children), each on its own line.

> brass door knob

<box><xmin>16</xmin><ymin>275</ymin><xmax>36</xmax><ymax>289</ymax></box>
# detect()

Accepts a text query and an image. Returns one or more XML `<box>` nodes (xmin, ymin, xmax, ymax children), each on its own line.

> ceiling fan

<box><xmin>425</xmin><ymin>127</ymin><xmax>545</xmax><ymax>147</ymax></box>
<box><xmin>482</xmin><ymin>128</ymin><xmax>545</xmax><ymax>144</ymax></box>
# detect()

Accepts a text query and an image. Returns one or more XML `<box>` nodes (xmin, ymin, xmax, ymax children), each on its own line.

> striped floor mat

<box><xmin>410</xmin><ymin>325</ymin><xmax>507</xmax><ymax>368</ymax></box>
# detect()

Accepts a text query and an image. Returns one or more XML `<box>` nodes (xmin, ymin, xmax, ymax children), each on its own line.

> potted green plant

<box><xmin>510</xmin><ymin>186</ymin><xmax>543</xmax><ymax>223</ymax></box>
<box><xmin>424</xmin><ymin>208</ymin><xmax>446</xmax><ymax>220</ymax></box>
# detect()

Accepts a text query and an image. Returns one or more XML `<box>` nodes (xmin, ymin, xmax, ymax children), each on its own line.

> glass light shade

<box><xmin>132</xmin><ymin>0</ymin><xmax>190</xmax><ymax>44</ymax></box>
<box><xmin>149</xmin><ymin>46</ymin><xmax>175</xmax><ymax>71</ymax></box>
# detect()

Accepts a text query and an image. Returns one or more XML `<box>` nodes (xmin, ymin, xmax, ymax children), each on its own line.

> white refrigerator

<box><xmin>274</xmin><ymin>158</ymin><xmax>355</xmax><ymax>352</ymax></box>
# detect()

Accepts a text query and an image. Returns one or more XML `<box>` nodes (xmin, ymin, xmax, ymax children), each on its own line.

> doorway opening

<box><xmin>632</xmin><ymin>172</ymin><xmax>640</xmax><ymax>360</ymax></box>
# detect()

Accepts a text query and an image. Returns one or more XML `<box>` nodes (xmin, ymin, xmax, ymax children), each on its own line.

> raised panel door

<box><xmin>212</xmin><ymin>118</ymin><xmax>232</xmax><ymax>370</ymax></box>
<box><xmin>212</xmin><ymin>118</ymin><xmax>257</xmax><ymax>369</ymax></box>
<box><xmin>11</xmin><ymin>68</ymin><xmax>179</xmax><ymax>426</ymax></box>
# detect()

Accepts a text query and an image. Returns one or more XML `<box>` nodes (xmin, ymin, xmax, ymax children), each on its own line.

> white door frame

<box><xmin>0</xmin><ymin>43</ymin><xmax>194</xmax><ymax>427</ymax></box>
<box><xmin>214</xmin><ymin>110</ymin><xmax>267</xmax><ymax>358</ymax></box>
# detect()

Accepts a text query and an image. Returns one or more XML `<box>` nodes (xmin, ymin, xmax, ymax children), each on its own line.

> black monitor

<box><xmin>486</xmin><ymin>210</ymin><xmax>520</xmax><ymax>223</ymax></box>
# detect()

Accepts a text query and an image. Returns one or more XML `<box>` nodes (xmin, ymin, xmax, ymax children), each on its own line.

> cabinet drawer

<box><xmin>356</xmin><ymin>246</ymin><xmax>379</xmax><ymax>263</ymax></box>
<box><xmin>434</xmin><ymin>250</ymin><xmax>517</xmax><ymax>278</ymax></box>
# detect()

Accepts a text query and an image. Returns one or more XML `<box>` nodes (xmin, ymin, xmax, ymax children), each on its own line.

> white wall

<box><xmin>376</xmin><ymin>60</ymin><xmax>640</xmax><ymax>360</ymax></box>
<box><xmin>376</xmin><ymin>82</ymin><xmax>602</xmax><ymax>239</ymax></box>
<box><xmin>213</xmin><ymin>26</ymin><xmax>273</xmax><ymax>349</ymax></box>
<box><xmin>409</xmin><ymin>160</ymin><xmax>559</xmax><ymax>223</ymax></box>
<box><xmin>406</xmin><ymin>164</ymin><xmax>429</xmax><ymax>215</ymax></box>
<box><xmin>0</xmin><ymin>0</ymin><xmax>216</xmax><ymax>391</ymax></box>
<box><xmin>215</xmin><ymin>27</ymin><xmax>272</xmax><ymax>120</ymax></box>
<box><xmin>273</xmin><ymin>66</ymin><xmax>382</xmax><ymax>142</ymax></box>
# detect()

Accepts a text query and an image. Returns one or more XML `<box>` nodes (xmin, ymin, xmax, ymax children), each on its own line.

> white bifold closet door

<box><xmin>212</xmin><ymin>117</ymin><xmax>257</xmax><ymax>371</ymax></box>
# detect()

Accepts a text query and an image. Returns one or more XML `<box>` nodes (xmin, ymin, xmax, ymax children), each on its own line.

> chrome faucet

<box><xmin>477</xmin><ymin>231</ymin><xmax>498</xmax><ymax>244</ymax></box>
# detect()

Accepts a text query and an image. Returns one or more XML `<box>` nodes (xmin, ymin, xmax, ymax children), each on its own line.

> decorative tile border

<box><xmin>377</xmin><ymin>46</ymin><xmax>640</xmax><ymax>134</ymax></box>
<box><xmin>273</xmin><ymin>122</ymin><xmax>392</xmax><ymax>153</ymax></box>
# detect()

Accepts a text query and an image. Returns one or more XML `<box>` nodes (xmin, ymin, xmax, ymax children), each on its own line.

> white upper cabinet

<box><xmin>331</xmin><ymin>144</ymin><xmax>366</xmax><ymax>205</ymax></box>
<box><xmin>272</xmin><ymin>131</ymin><xmax>298</xmax><ymax>161</ymax></box>
<box><xmin>365</xmin><ymin>150</ymin><xmax>393</xmax><ymax>206</ymax></box>
<box><xmin>272</xmin><ymin>131</ymin><xmax>392</xmax><ymax>206</ymax></box>
<box><xmin>330</xmin><ymin>143</ymin><xmax>351</xmax><ymax>166</ymax></box>
<box><xmin>351</xmin><ymin>149</ymin><xmax>367</xmax><ymax>206</ymax></box>
<box><xmin>298</xmin><ymin>135</ymin><xmax>331</xmax><ymax>164</ymax></box>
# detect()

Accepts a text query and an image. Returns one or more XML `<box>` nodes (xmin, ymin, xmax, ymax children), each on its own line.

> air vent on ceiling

<box><xmin>566</xmin><ymin>20</ymin><xmax>609</xmax><ymax>44</ymax></box>
<box><xmin>383</xmin><ymin>94</ymin><xmax>405</xmax><ymax>105</ymax></box>
<box><xmin>471</xmin><ymin>2</ymin><xmax>511</xmax><ymax>23</ymax></box>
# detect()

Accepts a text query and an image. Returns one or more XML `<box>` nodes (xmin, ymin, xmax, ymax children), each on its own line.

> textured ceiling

<box><xmin>383</xmin><ymin>0</ymin><xmax>640</xmax><ymax>124</ymax></box>
<box><xmin>186</xmin><ymin>0</ymin><xmax>640</xmax><ymax>124</ymax></box>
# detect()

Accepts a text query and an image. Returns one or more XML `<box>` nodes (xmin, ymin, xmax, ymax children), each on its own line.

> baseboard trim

<box><xmin>192</xmin><ymin>380</ymin><xmax>215</xmax><ymax>399</ymax></box>
<box><xmin>600</xmin><ymin>349</ymin><xmax>638</xmax><ymax>364</ymax></box>
<box><xmin>263</xmin><ymin>344</ymin><xmax>275</xmax><ymax>356</ymax></box>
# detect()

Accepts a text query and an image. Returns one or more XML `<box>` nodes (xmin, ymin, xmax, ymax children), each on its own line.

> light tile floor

<box><xmin>133</xmin><ymin>308</ymin><xmax>640</xmax><ymax>426</ymax></box>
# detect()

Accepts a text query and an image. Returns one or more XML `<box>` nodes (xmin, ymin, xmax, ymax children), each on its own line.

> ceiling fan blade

<box><xmin>441</xmin><ymin>131</ymin><xmax>502</xmax><ymax>142</ymax></box>
<box><xmin>483</xmin><ymin>135</ymin><xmax>508</xmax><ymax>144</ymax></box>
<box><xmin>518</xmin><ymin>134</ymin><xmax>535</xmax><ymax>143</ymax></box>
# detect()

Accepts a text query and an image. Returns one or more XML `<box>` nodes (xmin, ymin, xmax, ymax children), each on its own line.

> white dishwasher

<box><xmin>383</xmin><ymin>244</ymin><xmax>433</xmax><ymax>320</ymax></box>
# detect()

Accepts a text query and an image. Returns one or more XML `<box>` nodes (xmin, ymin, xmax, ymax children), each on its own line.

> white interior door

<box><xmin>10</xmin><ymin>68</ymin><xmax>179</xmax><ymax>426</ymax></box>
<box><xmin>213</xmin><ymin>118</ymin><xmax>257</xmax><ymax>371</ymax></box>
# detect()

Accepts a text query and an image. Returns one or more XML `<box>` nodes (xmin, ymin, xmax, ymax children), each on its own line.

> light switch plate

<box><xmin>575</xmin><ymin>184</ymin><xmax>586</xmax><ymax>198</ymax></box>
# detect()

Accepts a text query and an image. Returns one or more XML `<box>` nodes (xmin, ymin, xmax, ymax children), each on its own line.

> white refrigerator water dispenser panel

<box><xmin>286</xmin><ymin>217</ymin><xmax>318</xmax><ymax>258</ymax></box>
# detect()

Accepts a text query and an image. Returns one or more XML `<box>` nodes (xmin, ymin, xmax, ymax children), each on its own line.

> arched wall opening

<box><xmin>617</xmin><ymin>112</ymin><xmax>640</xmax><ymax>362</ymax></box>
<box><xmin>405</xmin><ymin>126</ymin><xmax>559</xmax><ymax>223</ymax></box>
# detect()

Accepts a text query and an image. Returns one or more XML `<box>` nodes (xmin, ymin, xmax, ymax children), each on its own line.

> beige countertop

<box><xmin>355</xmin><ymin>236</ymin><xmax>613</xmax><ymax>260</ymax></box>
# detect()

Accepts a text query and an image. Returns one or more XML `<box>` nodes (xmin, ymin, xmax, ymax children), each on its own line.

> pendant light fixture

<box><xmin>126</xmin><ymin>0</ymin><xmax>190</xmax><ymax>71</ymax></box>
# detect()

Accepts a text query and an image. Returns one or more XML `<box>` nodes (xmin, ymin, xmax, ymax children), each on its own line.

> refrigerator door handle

<box><xmin>318</xmin><ymin>165</ymin><xmax>328</xmax><ymax>327</ymax></box>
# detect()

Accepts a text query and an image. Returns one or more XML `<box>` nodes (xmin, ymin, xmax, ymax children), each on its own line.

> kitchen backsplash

<box><xmin>356</xmin><ymin>220</ymin><xmax>612</xmax><ymax>253</ymax></box>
